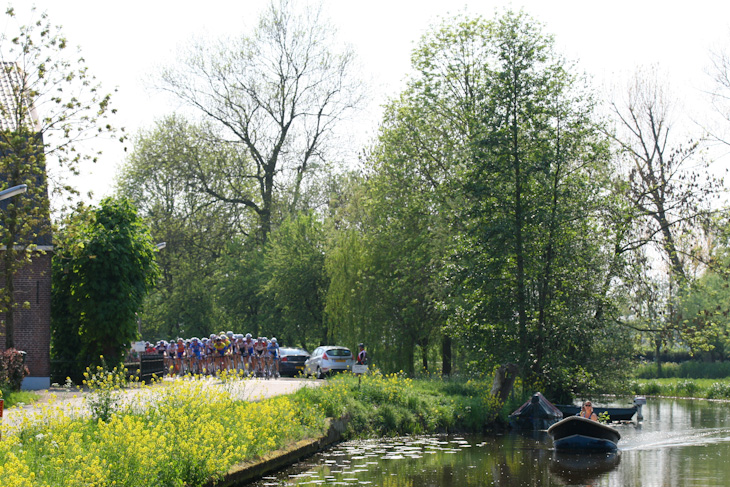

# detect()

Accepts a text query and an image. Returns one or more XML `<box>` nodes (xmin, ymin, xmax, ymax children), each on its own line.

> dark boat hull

<box><xmin>547</xmin><ymin>416</ymin><xmax>621</xmax><ymax>452</ymax></box>
<box><xmin>555</xmin><ymin>405</ymin><xmax>637</xmax><ymax>422</ymax></box>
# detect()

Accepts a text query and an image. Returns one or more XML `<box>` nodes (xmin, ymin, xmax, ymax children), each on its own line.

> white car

<box><xmin>304</xmin><ymin>346</ymin><xmax>354</xmax><ymax>379</ymax></box>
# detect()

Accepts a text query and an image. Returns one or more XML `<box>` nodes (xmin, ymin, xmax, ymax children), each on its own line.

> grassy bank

<box><xmin>630</xmin><ymin>378</ymin><xmax>730</xmax><ymax>399</ymax></box>
<box><xmin>295</xmin><ymin>371</ymin><xmax>504</xmax><ymax>437</ymax></box>
<box><xmin>0</xmin><ymin>370</ymin><xmax>503</xmax><ymax>487</ymax></box>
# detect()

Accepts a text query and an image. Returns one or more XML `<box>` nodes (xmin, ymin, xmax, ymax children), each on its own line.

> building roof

<box><xmin>0</xmin><ymin>62</ymin><xmax>52</xmax><ymax>247</ymax></box>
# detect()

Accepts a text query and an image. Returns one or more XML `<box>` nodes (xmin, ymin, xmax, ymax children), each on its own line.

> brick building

<box><xmin>0</xmin><ymin>62</ymin><xmax>52</xmax><ymax>390</ymax></box>
<box><xmin>0</xmin><ymin>253</ymin><xmax>52</xmax><ymax>389</ymax></box>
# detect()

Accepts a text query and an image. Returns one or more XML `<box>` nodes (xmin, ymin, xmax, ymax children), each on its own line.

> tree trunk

<box><xmin>491</xmin><ymin>363</ymin><xmax>520</xmax><ymax>405</ymax></box>
<box><xmin>441</xmin><ymin>334</ymin><xmax>452</xmax><ymax>377</ymax></box>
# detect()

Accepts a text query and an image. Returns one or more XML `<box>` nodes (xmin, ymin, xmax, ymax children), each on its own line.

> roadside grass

<box><xmin>0</xmin><ymin>390</ymin><xmax>40</xmax><ymax>408</ymax></box>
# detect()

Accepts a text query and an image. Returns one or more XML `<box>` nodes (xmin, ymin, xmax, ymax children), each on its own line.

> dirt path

<box><xmin>2</xmin><ymin>376</ymin><xmax>321</xmax><ymax>430</ymax></box>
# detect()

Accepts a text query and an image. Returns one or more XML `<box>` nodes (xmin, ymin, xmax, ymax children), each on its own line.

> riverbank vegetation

<box><xmin>0</xmin><ymin>371</ymin><xmax>505</xmax><ymax>487</ymax></box>
<box><xmin>630</xmin><ymin>378</ymin><xmax>730</xmax><ymax>400</ymax></box>
<box><xmin>634</xmin><ymin>361</ymin><xmax>730</xmax><ymax>380</ymax></box>
<box><xmin>295</xmin><ymin>371</ymin><xmax>507</xmax><ymax>437</ymax></box>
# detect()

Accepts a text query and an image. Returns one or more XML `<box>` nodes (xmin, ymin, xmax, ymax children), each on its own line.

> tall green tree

<box><xmin>263</xmin><ymin>212</ymin><xmax>328</xmax><ymax>348</ymax></box>
<box><xmin>0</xmin><ymin>7</ymin><xmax>118</xmax><ymax>348</ymax></box>
<box><xmin>325</xmin><ymin>14</ymin><xmax>494</xmax><ymax>374</ymax></box>
<box><xmin>457</xmin><ymin>11</ymin><xmax>622</xmax><ymax>397</ymax></box>
<box><xmin>52</xmin><ymin>198</ymin><xmax>160</xmax><ymax>376</ymax></box>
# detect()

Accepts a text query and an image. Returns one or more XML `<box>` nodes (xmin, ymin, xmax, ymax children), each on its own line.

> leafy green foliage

<box><xmin>51</xmin><ymin>198</ymin><xmax>160</xmax><ymax>376</ymax></box>
<box><xmin>295</xmin><ymin>372</ymin><xmax>504</xmax><ymax>437</ymax></box>
<box><xmin>324</xmin><ymin>9</ymin><xmax>630</xmax><ymax>396</ymax></box>
<box><xmin>634</xmin><ymin>361</ymin><xmax>730</xmax><ymax>379</ymax></box>
<box><xmin>116</xmin><ymin>115</ymin><xmax>243</xmax><ymax>339</ymax></box>
<box><xmin>263</xmin><ymin>212</ymin><xmax>328</xmax><ymax>348</ymax></box>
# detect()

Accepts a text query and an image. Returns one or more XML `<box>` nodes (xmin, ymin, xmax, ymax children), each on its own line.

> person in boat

<box><xmin>579</xmin><ymin>400</ymin><xmax>598</xmax><ymax>421</ymax></box>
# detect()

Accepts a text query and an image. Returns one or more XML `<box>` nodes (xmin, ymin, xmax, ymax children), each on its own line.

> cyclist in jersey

<box><xmin>253</xmin><ymin>337</ymin><xmax>267</xmax><ymax>377</ymax></box>
<box><xmin>234</xmin><ymin>334</ymin><xmax>246</xmax><ymax>373</ymax></box>
<box><xmin>243</xmin><ymin>333</ymin><xmax>255</xmax><ymax>376</ymax></box>
<box><xmin>189</xmin><ymin>337</ymin><xmax>203</xmax><ymax>375</ymax></box>
<box><xmin>166</xmin><ymin>340</ymin><xmax>176</xmax><ymax>376</ymax></box>
<box><xmin>200</xmin><ymin>338</ymin><xmax>209</xmax><ymax>375</ymax></box>
<box><xmin>225</xmin><ymin>331</ymin><xmax>235</xmax><ymax>370</ymax></box>
<box><xmin>268</xmin><ymin>337</ymin><xmax>280</xmax><ymax>378</ymax></box>
<box><xmin>175</xmin><ymin>338</ymin><xmax>186</xmax><ymax>375</ymax></box>
<box><xmin>213</xmin><ymin>335</ymin><xmax>227</xmax><ymax>375</ymax></box>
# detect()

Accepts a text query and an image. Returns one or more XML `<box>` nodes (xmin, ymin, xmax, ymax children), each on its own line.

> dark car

<box><xmin>279</xmin><ymin>347</ymin><xmax>310</xmax><ymax>376</ymax></box>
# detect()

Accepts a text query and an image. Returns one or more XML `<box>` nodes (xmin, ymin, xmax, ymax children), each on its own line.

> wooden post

<box><xmin>0</xmin><ymin>398</ymin><xmax>4</xmax><ymax>440</ymax></box>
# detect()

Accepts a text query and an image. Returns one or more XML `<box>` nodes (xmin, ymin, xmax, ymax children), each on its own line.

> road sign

<box><xmin>352</xmin><ymin>364</ymin><xmax>368</xmax><ymax>375</ymax></box>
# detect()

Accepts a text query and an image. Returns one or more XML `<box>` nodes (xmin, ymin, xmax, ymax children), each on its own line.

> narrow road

<box><xmin>2</xmin><ymin>376</ymin><xmax>321</xmax><ymax>430</ymax></box>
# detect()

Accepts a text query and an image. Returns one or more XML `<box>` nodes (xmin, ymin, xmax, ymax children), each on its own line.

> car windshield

<box><xmin>326</xmin><ymin>348</ymin><xmax>351</xmax><ymax>357</ymax></box>
<box><xmin>281</xmin><ymin>348</ymin><xmax>307</xmax><ymax>355</ymax></box>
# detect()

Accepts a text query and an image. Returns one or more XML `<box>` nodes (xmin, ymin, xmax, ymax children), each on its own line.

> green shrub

<box><xmin>674</xmin><ymin>380</ymin><xmax>699</xmax><ymax>397</ymax></box>
<box><xmin>0</xmin><ymin>348</ymin><xmax>29</xmax><ymax>391</ymax></box>
<box><xmin>296</xmin><ymin>372</ymin><xmax>502</xmax><ymax>437</ymax></box>
<box><xmin>634</xmin><ymin>381</ymin><xmax>663</xmax><ymax>395</ymax></box>
<box><xmin>706</xmin><ymin>382</ymin><xmax>730</xmax><ymax>399</ymax></box>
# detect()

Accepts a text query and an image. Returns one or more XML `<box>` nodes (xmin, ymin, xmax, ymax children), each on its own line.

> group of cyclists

<box><xmin>144</xmin><ymin>332</ymin><xmax>281</xmax><ymax>378</ymax></box>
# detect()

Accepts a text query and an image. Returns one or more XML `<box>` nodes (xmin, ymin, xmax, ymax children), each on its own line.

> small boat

<box><xmin>547</xmin><ymin>416</ymin><xmax>621</xmax><ymax>451</ymax></box>
<box><xmin>554</xmin><ymin>404</ymin><xmax>637</xmax><ymax>422</ymax></box>
<box><xmin>509</xmin><ymin>392</ymin><xmax>563</xmax><ymax>430</ymax></box>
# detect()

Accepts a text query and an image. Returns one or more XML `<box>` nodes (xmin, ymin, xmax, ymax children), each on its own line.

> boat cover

<box><xmin>509</xmin><ymin>392</ymin><xmax>564</xmax><ymax>430</ymax></box>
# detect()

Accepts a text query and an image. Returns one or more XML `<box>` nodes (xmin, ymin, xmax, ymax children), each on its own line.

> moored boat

<box><xmin>547</xmin><ymin>416</ymin><xmax>621</xmax><ymax>451</ymax></box>
<box><xmin>554</xmin><ymin>404</ymin><xmax>637</xmax><ymax>422</ymax></box>
<box><xmin>509</xmin><ymin>392</ymin><xmax>563</xmax><ymax>430</ymax></box>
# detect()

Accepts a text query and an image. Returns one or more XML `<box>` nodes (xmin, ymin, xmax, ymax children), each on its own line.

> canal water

<box><xmin>249</xmin><ymin>397</ymin><xmax>730</xmax><ymax>486</ymax></box>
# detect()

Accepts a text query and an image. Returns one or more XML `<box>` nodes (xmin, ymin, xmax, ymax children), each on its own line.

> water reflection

<box><xmin>250</xmin><ymin>398</ymin><xmax>730</xmax><ymax>487</ymax></box>
<box><xmin>550</xmin><ymin>452</ymin><xmax>620</xmax><ymax>486</ymax></box>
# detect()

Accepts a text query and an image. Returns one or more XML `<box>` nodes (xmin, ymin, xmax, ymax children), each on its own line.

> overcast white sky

<box><xmin>7</xmin><ymin>0</ymin><xmax>730</xmax><ymax>202</ymax></box>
